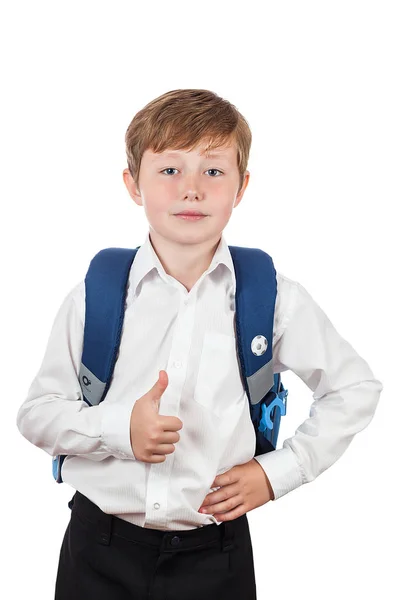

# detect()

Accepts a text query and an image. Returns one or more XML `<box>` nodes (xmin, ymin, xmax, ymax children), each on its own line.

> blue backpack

<box><xmin>53</xmin><ymin>245</ymin><xmax>288</xmax><ymax>483</ymax></box>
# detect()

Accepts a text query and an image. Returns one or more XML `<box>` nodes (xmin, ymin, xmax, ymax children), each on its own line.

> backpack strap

<box><xmin>78</xmin><ymin>247</ymin><xmax>140</xmax><ymax>406</ymax></box>
<box><xmin>229</xmin><ymin>246</ymin><xmax>287</xmax><ymax>455</ymax></box>
<box><xmin>53</xmin><ymin>246</ymin><xmax>140</xmax><ymax>482</ymax></box>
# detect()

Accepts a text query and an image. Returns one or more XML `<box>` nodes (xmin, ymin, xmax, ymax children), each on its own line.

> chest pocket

<box><xmin>194</xmin><ymin>331</ymin><xmax>245</xmax><ymax>419</ymax></box>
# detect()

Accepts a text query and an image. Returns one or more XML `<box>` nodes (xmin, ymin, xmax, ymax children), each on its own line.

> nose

<box><xmin>181</xmin><ymin>173</ymin><xmax>203</xmax><ymax>200</ymax></box>
<box><xmin>184</xmin><ymin>190</ymin><xmax>200</xmax><ymax>200</ymax></box>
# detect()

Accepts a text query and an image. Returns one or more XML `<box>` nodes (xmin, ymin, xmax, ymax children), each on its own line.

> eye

<box><xmin>206</xmin><ymin>169</ymin><xmax>223</xmax><ymax>177</ymax></box>
<box><xmin>160</xmin><ymin>168</ymin><xmax>223</xmax><ymax>177</ymax></box>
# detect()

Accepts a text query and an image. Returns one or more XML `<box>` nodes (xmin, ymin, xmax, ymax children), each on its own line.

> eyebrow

<box><xmin>203</xmin><ymin>152</ymin><xmax>229</xmax><ymax>159</ymax></box>
<box><xmin>152</xmin><ymin>151</ymin><xmax>230</xmax><ymax>160</ymax></box>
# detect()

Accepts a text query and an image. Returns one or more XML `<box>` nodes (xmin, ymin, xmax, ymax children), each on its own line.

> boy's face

<box><xmin>122</xmin><ymin>141</ymin><xmax>249</xmax><ymax>247</ymax></box>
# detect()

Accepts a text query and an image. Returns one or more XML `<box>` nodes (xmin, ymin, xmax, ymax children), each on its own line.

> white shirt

<box><xmin>16</xmin><ymin>231</ymin><xmax>383</xmax><ymax>531</ymax></box>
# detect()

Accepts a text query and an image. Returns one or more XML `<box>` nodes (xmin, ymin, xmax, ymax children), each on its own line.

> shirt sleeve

<box><xmin>254</xmin><ymin>279</ymin><xmax>383</xmax><ymax>501</ymax></box>
<box><xmin>16</xmin><ymin>281</ymin><xmax>136</xmax><ymax>461</ymax></box>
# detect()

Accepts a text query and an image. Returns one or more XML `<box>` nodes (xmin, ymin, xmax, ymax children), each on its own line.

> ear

<box><xmin>233</xmin><ymin>170</ymin><xmax>250</xmax><ymax>208</ymax></box>
<box><xmin>122</xmin><ymin>168</ymin><xmax>143</xmax><ymax>207</ymax></box>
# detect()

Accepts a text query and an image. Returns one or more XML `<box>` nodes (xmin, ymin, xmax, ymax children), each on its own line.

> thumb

<box><xmin>151</xmin><ymin>370</ymin><xmax>169</xmax><ymax>401</ymax></box>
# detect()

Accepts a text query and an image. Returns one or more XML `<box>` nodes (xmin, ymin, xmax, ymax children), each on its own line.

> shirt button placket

<box><xmin>145</xmin><ymin>291</ymin><xmax>196</xmax><ymax>529</ymax></box>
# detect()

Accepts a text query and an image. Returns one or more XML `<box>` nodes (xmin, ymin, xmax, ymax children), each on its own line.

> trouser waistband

<box><xmin>68</xmin><ymin>491</ymin><xmax>241</xmax><ymax>553</ymax></box>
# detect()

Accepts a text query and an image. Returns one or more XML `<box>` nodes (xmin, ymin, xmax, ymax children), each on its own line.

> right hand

<box><xmin>130</xmin><ymin>370</ymin><xmax>183</xmax><ymax>462</ymax></box>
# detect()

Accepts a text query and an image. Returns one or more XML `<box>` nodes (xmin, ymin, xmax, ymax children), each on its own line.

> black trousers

<box><xmin>54</xmin><ymin>490</ymin><xmax>257</xmax><ymax>599</ymax></box>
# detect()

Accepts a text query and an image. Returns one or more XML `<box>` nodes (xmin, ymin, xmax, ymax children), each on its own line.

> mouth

<box><xmin>174</xmin><ymin>210</ymin><xmax>206</xmax><ymax>216</ymax></box>
<box><xmin>174</xmin><ymin>210</ymin><xmax>208</xmax><ymax>221</ymax></box>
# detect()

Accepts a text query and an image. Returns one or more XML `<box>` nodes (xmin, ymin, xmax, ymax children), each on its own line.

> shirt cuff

<box><xmin>254</xmin><ymin>447</ymin><xmax>304</xmax><ymax>500</ymax></box>
<box><xmin>98</xmin><ymin>402</ymin><xmax>136</xmax><ymax>460</ymax></box>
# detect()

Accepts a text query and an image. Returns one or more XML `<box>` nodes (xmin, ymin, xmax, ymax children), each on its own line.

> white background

<box><xmin>3</xmin><ymin>1</ymin><xmax>397</xmax><ymax>598</ymax></box>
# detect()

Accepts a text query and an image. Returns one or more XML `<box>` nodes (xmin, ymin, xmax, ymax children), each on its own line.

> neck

<box><xmin>148</xmin><ymin>229</ymin><xmax>222</xmax><ymax>292</ymax></box>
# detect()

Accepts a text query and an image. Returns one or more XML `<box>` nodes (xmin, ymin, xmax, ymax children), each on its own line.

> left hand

<box><xmin>198</xmin><ymin>458</ymin><xmax>275</xmax><ymax>521</ymax></box>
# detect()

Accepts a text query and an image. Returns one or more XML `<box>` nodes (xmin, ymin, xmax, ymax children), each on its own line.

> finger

<box><xmin>201</xmin><ymin>494</ymin><xmax>242</xmax><ymax>515</ymax></box>
<box><xmin>201</xmin><ymin>482</ymin><xmax>239</xmax><ymax>507</ymax></box>
<box><xmin>214</xmin><ymin>503</ymin><xmax>246</xmax><ymax>521</ymax></box>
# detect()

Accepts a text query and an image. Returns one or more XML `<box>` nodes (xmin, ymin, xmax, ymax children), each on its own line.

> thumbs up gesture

<box><xmin>129</xmin><ymin>370</ymin><xmax>183</xmax><ymax>462</ymax></box>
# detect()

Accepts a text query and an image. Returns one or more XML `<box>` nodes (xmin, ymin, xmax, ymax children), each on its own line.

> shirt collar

<box><xmin>129</xmin><ymin>230</ymin><xmax>236</xmax><ymax>298</ymax></box>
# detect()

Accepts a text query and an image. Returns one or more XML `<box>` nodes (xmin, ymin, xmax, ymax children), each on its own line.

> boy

<box><xmin>16</xmin><ymin>88</ymin><xmax>383</xmax><ymax>600</ymax></box>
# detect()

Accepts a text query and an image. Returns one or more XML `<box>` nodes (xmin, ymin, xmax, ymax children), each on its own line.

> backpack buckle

<box><xmin>258</xmin><ymin>391</ymin><xmax>287</xmax><ymax>432</ymax></box>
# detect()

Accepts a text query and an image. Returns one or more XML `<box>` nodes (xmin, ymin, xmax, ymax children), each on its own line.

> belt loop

<box><xmin>221</xmin><ymin>520</ymin><xmax>235</xmax><ymax>552</ymax></box>
<box><xmin>96</xmin><ymin>513</ymin><xmax>113</xmax><ymax>546</ymax></box>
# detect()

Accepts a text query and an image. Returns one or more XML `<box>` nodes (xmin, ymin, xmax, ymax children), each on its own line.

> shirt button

<box><xmin>154</xmin><ymin>503</ymin><xmax>160</xmax><ymax>509</ymax></box>
<box><xmin>174</xmin><ymin>361</ymin><xmax>182</xmax><ymax>368</ymax></box>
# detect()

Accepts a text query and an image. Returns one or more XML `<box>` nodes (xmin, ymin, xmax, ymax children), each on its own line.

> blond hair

<box><xmin>124</xmin><ymin>89</ymin><xmax>252</xmax><ymax>194</ymax></box>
